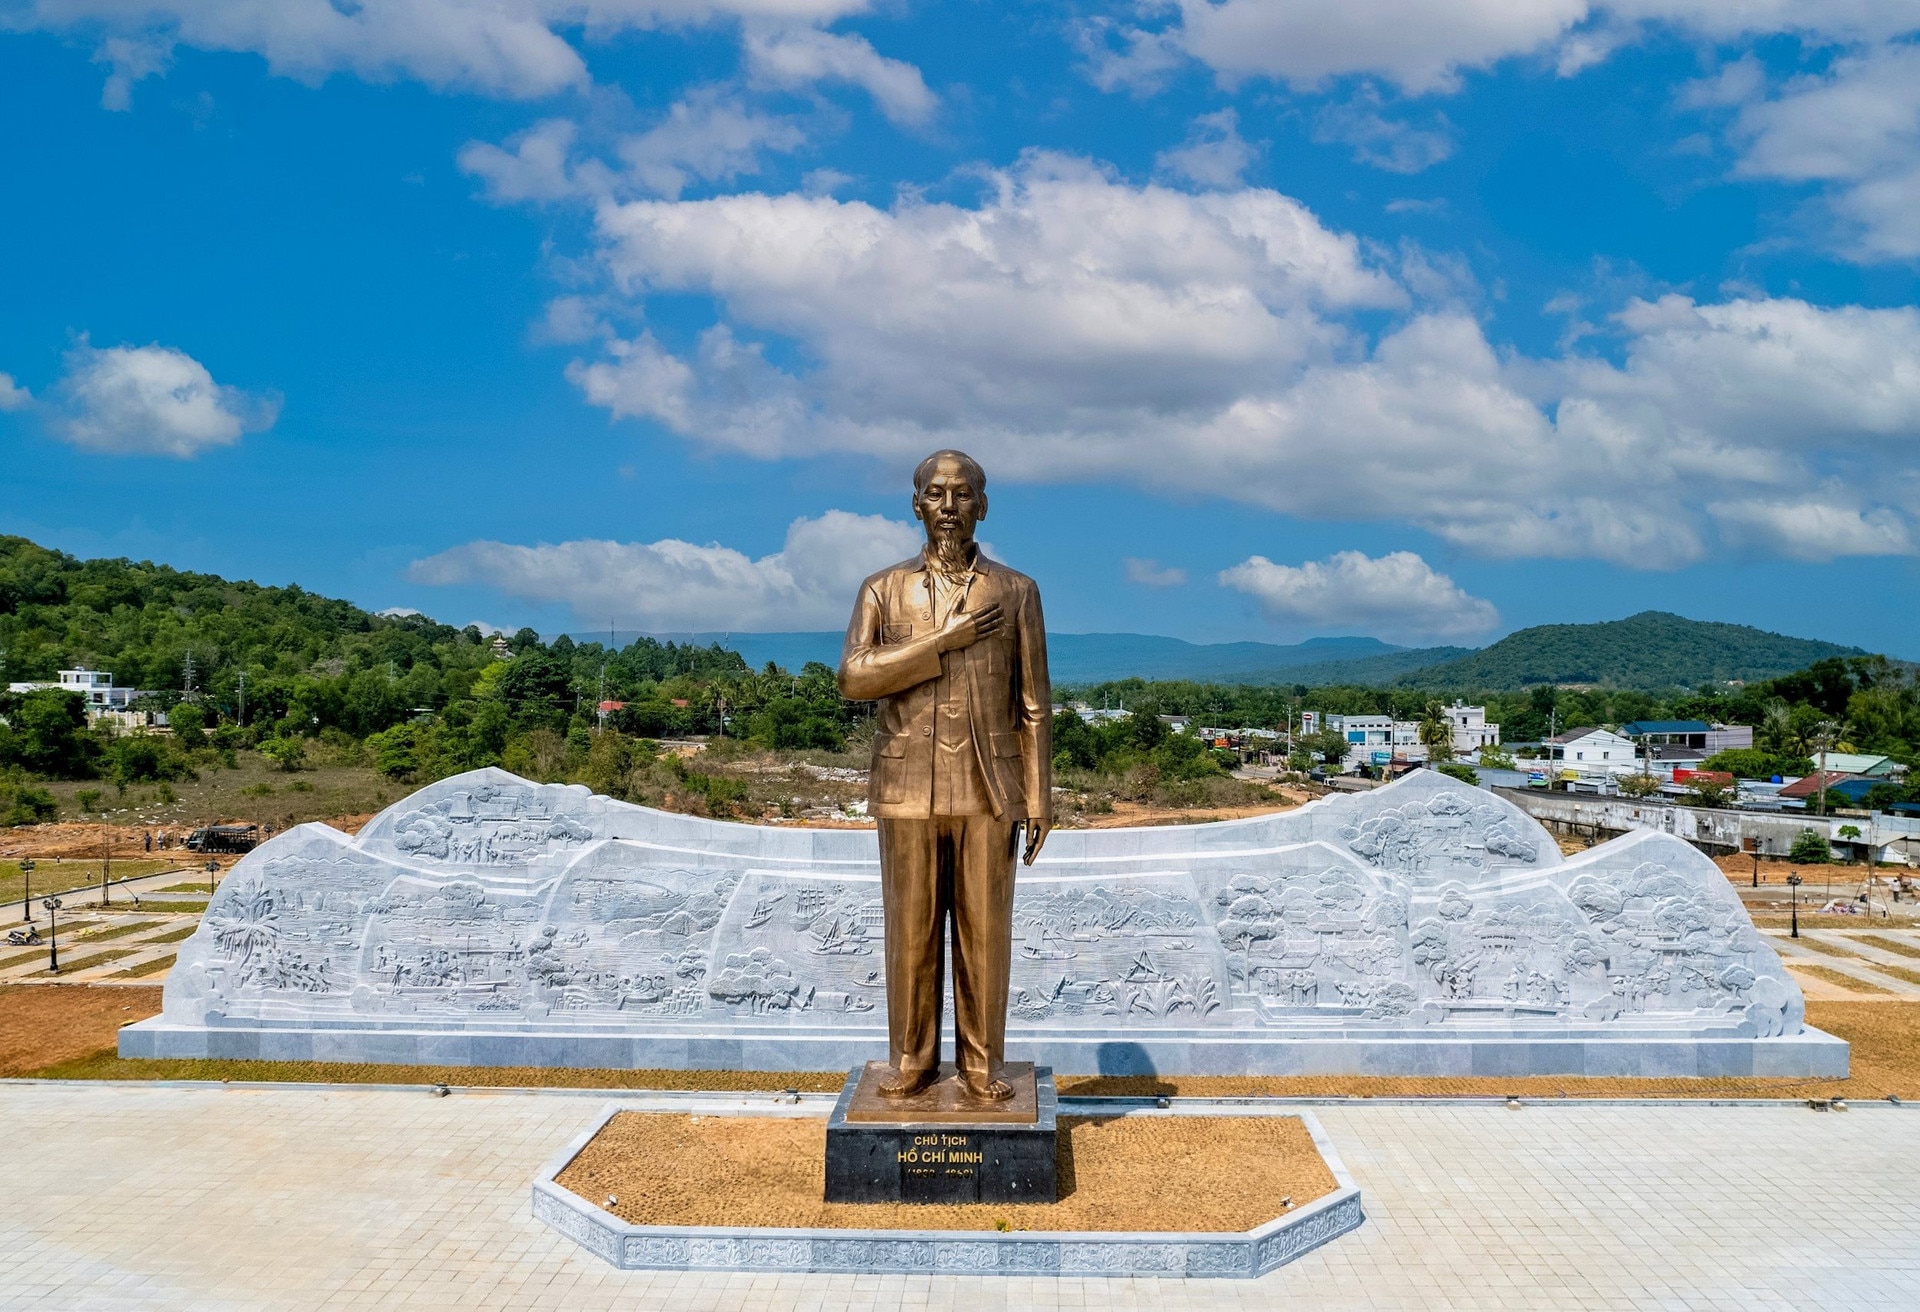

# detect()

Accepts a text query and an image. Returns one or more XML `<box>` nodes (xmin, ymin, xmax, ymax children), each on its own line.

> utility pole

<box><xmin>182</xmin><ymin>652</ymin><xmax>197</xmax><ymax>700</ymax></box>
<box><xmin>1813</xmin><ymin>720</ymin><xmax>1841</xmax><ymax>818</ymax></box>
<box><xmin>236</xmin><ymin>670</ymin><xmax>246</xmax><ymax>726</ymax></box>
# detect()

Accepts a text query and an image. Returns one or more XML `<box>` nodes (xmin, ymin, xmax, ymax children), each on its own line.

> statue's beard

<box><xmin>927</xmin><ymin>527</ymin><xmax>975</xmax><ymax>580</ymax></box>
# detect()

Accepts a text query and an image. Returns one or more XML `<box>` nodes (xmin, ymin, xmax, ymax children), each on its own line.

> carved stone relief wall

<box><xmin>158</xmin><ymin>768</ymin><xmax>1805</xmax><ymax>1045</ymax></box>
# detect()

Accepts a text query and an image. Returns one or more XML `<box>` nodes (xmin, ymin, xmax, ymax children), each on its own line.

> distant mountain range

<box><xmin>1393</xmin><ymin>611</ymin><xmax>1865</xmax><ymax>690</ymax></box>
<box><xmin>580</xmin><ymin>611</ymin><xmax>1870</xmax><ymax>691</ymax></box>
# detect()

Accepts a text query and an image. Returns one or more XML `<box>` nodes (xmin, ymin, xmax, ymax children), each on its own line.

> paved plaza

<box><xmin>0</xmin><ymin>1082</ymin><xmax>1912</xmax><ymax>1310</ymax></box>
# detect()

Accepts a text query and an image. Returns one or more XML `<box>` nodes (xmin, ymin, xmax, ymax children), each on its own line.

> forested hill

<box><xmin>0</xmin><ymin>535</ymin><xmax>747</xmax><ymax>731</ymax></box>
<box><xmin>1397</xmin><ymin>612</ymin><xmax>1865</xmax><ymax>691</ymax></box>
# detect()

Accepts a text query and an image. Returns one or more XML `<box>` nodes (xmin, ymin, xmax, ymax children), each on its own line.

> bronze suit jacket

<box><xmin>839</xmin><ymin>550</ymin><xmax>1052</xmax><ymax>822</ymax></box>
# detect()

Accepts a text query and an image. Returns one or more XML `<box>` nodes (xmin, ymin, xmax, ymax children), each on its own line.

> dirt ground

<box><xmin>0</xmin><ymin>985</ymin><xmax>162</xmax><ymax>1077</ymax></box>
<box><xmin>1069</xmin><ymin>796</ymin><xmax>1302</xmax><ymax>829</ymax></box>
<box><xmin>556</xmin><ymin>1111</ymin><xmax>1336</xmax><ymax>1232</ymax></box>
<box><xmin>9</xmin><ymin>987</ymin><xmax>1915</xmax><ymax>1101</ymax></box>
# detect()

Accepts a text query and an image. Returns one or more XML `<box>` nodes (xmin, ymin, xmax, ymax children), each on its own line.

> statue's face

<box><xmin>913</xmin><ymin>459</ymin><xmax>986</xmax><ymax>545</ymax></box>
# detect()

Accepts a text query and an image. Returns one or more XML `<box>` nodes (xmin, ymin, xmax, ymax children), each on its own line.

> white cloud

<box><xmin>1155</xmin><ymin>109</ymin><xmax>1258</xmax><ymax>189</ymax></box>
<box><xmin>459</xmin><ymin>117</ymin><xmax>584</xmax><ymax>203</ymax></box>
<box><xmin>0</xmin><ymin>372</ymin><xmax>29</xmax><ymax>410</ymax></box>
<box><xmin>50</xmin><ymin>338</ymin><xmax>278</xmax><ymax>457</ymax></box>
<box><xmin>1312</xmin><ymin>88</ymin><xmax>1454</xmax><ymax>174</ymax></box>
<box><xmin>6</xmin><ymin>0</ymin><xmax>877</xmax><ymax>103</ymax></box>
<box><xmin>1219</xmin><ymin>550</ymin><xmax>1499</xmax><ymax>642</ymax></box>
<box><xmin>1091</xmin><ymin>1</ymin><xmax>1920</xmax><ymax>96</ymax></box>
<box><xmin>1708</xmin><ymin>498</ymin><xmax>1913</xmax><ymax>559</ymax></box>
<box><xmin>1170</xmin><ymin>0</ymin><xmax>1585</xmax><ymax>94</ymax></box>
<box><xmin>1718</xmin><ymin>42</ymin><xmax>1920</xmax><ymax>260</ymax></box>
<box><xmin>1074</xmin><ymin>18</ymin><xmax>1187</xmax><ymax>96</ymax></box>
<box><xmin>461</xmin><ymin>91</ymin><xmax>806</xmax><ymax>204</ymax></box>
<box><xmin>617</xmin><ymin>88</ymin><xmax>808</xmax><ymax>196</ymax></box>
<box><xmin>548</xmin><ymin>156</ymin><xmax>1920</xmax><ymax>567</ymax></box>
<box><xmin>742</xmin><ymin>25</ymin><xmax>935</xmax><ymax>126</ymax></box>
<box><xmin>1123</xmin><ymin>557</ymin><xmax>1188</xmax><ymax>588</ymax></box>
<box><xmin>376</xmin><ymin>606</ymin><xmax>426</xmax><ymax>618</ymax></box>
<box><xmin>408</xmin><ymin>510</ymin><xmax>921</xmax><ymax>630</ymax></box>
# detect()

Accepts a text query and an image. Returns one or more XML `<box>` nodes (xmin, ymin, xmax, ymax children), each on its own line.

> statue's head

<box><xmin>911</xmin><ymin>449</ymin><xmax>987</xmax><ymax>550</ymax></box>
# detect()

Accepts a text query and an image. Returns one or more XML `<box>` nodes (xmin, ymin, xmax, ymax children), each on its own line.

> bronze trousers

<box><xmin>876</xmin><ymin>815</ymin><xmax>1018</xmax><ymax>1081</ymax></box>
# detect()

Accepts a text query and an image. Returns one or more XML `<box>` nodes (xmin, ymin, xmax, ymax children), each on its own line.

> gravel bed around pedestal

<box><xmin>532</xmin><ymin>1098</ymin><xmax>1363</xmax><ymax>1277</ymax></box>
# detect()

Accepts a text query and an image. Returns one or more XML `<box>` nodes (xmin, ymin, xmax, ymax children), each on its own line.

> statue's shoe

<box><xmin>875</xmin><ymin>1068</ymin><xmax>938</xmax><ymax>1099</ymax></box>
<box><xmin>963</xmin><ymin>1075</ymin><xmax>1015</xmax><ymax>1102</ymax></box>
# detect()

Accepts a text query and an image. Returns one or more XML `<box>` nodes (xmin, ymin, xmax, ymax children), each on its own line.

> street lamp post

<box><xmin>42</xmin><ymin>897</ymin><xmax>61</xmax><ymax>973</ymax></box>
<box><xmin>1787</xmin><ymin>873</ymin><xmax>1803</xmax><ymax>939</ymax></box>
<box><xmin>1750</xmin><ymin>851</ymin><xmax>1760</xmax><ymax>889</ymax></box>
<box><xmin>18</xmin><ymin>858</ymin><xmax>33</xmax><ymax>922</ymax></box>
<box><xmin>205</xmin><ymin>858</ymin><xmax>218</xmax><ymax>897</ymax></box>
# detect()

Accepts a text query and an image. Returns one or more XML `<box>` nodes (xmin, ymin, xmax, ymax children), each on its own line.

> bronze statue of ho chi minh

<box><xmin>838</xmin><ymin>450</ymin><xmax>1051</xmax><ymax>1104</ymax></box>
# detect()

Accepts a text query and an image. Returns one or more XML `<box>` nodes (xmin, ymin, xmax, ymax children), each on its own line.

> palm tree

<box><xmin>1419</xmin><ymin>702</ymin><xmax>1455</xmax><ymax>764</ymax></box>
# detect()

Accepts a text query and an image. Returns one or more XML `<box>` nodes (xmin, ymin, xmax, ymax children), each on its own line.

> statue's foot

<box><xmin>963</xmin><ymin>1074</ymin><xmax>1015</xmax><ymax>1102</ymax></box>
<box><xmin>876</xmin><ymin>1067</ymin><xmax>936</xmax><ymax>1099</ymax></box>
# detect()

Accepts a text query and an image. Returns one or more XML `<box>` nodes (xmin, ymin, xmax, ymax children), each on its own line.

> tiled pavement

<box><xmin>0</xmin><ymin>1082</ymin><xmax>1913</xmax><ymax>1310</ymax></box>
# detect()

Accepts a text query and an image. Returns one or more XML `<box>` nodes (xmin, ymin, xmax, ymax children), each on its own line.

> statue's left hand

<box><xmin>1022</xmin><ymin>819</ymin><xmax>1050</xmax><ymax>866</ymax></box>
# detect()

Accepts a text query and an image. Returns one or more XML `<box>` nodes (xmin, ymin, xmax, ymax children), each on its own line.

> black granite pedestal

<box><xmin>823</xmin><ymin>1062</ymin><xmax>1058</xmax><ymax>1204</ymax></box>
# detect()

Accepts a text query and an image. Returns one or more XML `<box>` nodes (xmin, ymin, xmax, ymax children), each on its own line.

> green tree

<box><xmin>1789</xmin><ymin>828</ymin><xmax>1832</xmax><ymax>864</ymax></box>
<box><xmin>259</xmin><ymin>736</ymin><xmax>308</xmax><ymax>772</ymax></box>
<box><xmin>0</xmin><ymin>689</ymin><xmax>99</xmax><ymax>779</ymax></box>
<box><xmin>168</xmin><ymin>701</ymin><xmax>206</xmax><ymax>746</ymax></box>
<box><xmin>365</xmin><ymin>723</ymin><xmax>419</xmax><ymax>780</ymax></box>
<box><xmin>1303</xmin><ymin>727</ymin><xmax>1353</xmax><ymax>767</ymax></box>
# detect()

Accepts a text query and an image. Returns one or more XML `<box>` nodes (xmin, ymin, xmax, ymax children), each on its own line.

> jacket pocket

<box><xmin>876</xmin><ymin>734</ymin><xmax>908</xmax><ymax>758</ymax></box>
<box><xmin>882</xmin><ymin>623</ymin><xmax>912</xmax><ymax>644</ymax></box>
<box><xmin>991</xmin><ymin>731</ymin><xmax>1023</xmax><ymax>758</ymax></box>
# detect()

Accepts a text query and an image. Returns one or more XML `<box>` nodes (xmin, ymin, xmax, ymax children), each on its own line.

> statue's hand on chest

<box><xmin>932</xmin><ymin>598</ymin><xmax>1004</xmax><ymax>654</ymax></box>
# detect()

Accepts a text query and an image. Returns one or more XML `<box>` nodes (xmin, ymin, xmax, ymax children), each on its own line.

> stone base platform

<box><xmin>825</xmin><ymin>1063</ymin><xmax>1056</xmax><ymax>1204</ymax></box>
<box><xmin>120</xmin><ymin>1017</ymin><xmax>1853</xmax><ymax>1079</ymax></box>
<box><xmin>533</xmin><ymin>1100</ymin><xmax>1364</xmax><ymax>1277</ymax></box>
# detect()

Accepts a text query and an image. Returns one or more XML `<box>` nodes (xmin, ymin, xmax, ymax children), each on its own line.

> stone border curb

<box><xmin>3</xmin><ymin>1079</ymin><xmax>1905</xmax><ymax>1111</ymax></box>
<box><xmin>530</xmin><ymin>1101</ymin><xmax>1365</xmax><ymax>1277</ymax></box>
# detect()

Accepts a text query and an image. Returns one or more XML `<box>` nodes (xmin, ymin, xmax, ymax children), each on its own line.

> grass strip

<box><xmin>1793</xmin><ymin>937</ymin><xmax>1863</xmax><ymax>960</ymax></box>
<box><xmin>1787</xmin><ymin>963</ymin><xmax>1897</xmax><ymax>996</ymax></box>
<box><xmin>25</xmin><ymin>949</ymin><xmax>138</xmax><ymax>978</ymax></box>
<box><xmin>143</xmin><ymin>925</ymin><xmax>198</xmax><ymax>946</ymax></box>
<box><xmin>73</xmin><ymin>920</ymin><xmax>163</xmax><ymax>945</ymax></box>
<box><xmin>111</xmin><ymin>954</ymin><xmax>176</xmax><ymax>979</ymax></box>
<box><xmin>1865</xmin><ymin>961</ymin><xmax>1920</xmax><ymax>989</ymax></box>
<box><xmin>1861</xmin><ymin>934</ymin><xmax>1920</xmax><ymax>961</ymax></box>
<box><xmin>155</xmin><ymin>883</ymin><xmax>220</xmax><ymax>895</ymax></box>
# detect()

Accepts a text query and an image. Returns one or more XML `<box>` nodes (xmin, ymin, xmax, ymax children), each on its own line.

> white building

<box><xmin>1544</xmin><ymin>727</ymin><xmax>1640</xmax><ymax>774</ymax></box>
<box><xmin>6</xmin><ymin>668</ymin><xmax>154</xmax><ymax>730</ymax></box>
<box><xmin>6</xmin><ymin>668</ymin><xmax>144</xmax><ymax>711</ymax></box>
<box><xmin>1444</xmin><ymin>701</ymin><xmax>1501</xmax><ymax>756</ymax></box>
<box><xmin>1327</xmin><ymin>714</ymin><xmax>1429</xmax><ymax>769</ymax></box>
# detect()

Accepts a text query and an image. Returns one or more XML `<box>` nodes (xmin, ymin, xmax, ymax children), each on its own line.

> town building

<box><xmin>1543</xmin><ymin>727</ymin><xmax>1640</xmax><ymax>773</ymax></box>
<box><xmin>1326</xmin><ymin>714</ymin><xmax>1429</xmax><ymax>769</ymax></box>
<box><xmin>5</xmin><ymin>668</ymin><xmax>157</xmax><ymax>730</ymax></box>
<box><xmin>1443</xmin><ymin>701</ymin><xmax>1501</xmax><ymax>756</ymax></box>
<box><xmin>1814</xmin><ymin>752</ymin><xmax>1902</xmax><ymax>779</ymax></box>
<box><xmin>1619</xmin><ymin>720</ymin><xmax>1754</xmax><ymax>754</ymax></box>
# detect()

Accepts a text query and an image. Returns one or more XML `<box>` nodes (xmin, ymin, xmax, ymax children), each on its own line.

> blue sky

<box><xmin>3</xmin><ymin>2</ymin><xmax>1919</xmax><ymax>655</ymax></box>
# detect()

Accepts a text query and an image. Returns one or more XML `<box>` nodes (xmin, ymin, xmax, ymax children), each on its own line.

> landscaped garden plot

<box><xmin>555</xmin><ymin>1111</ymin><xmax>1337</xmax><ymax>1234</ymax></box>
